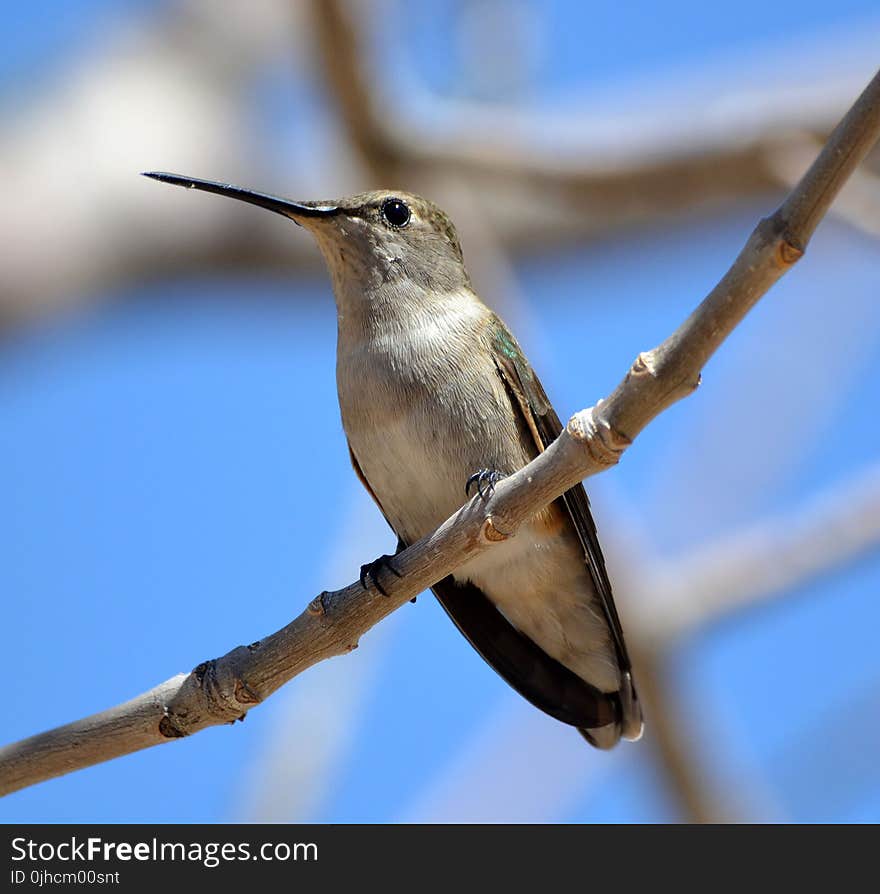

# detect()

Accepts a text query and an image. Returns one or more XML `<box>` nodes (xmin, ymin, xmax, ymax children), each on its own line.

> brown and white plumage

<box><xmin>143</xmin><ymin>174</ymin><xmax>643</xmax><ymax>748</ymax></box>
<box><xmin>320</xmin><ymin>192</ymin><xmax>642</xmax><ymax>747</ymax></box>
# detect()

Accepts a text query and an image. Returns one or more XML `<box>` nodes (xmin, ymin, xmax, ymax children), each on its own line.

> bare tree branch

<box><xmin>1</xmin><ymin>64</ymin><xmax>878</xmax><ymax>798</ymax></box>
<box><xmin>767</xmin><ymin>136</ymin><xmax>880</xmax><ymax>239</ymax></box>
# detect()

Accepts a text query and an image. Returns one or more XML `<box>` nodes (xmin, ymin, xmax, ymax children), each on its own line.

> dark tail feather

<box><xmin>432</xmin><ymin>578</ymin><xmax>644</xmax><ymax>748</ymax></box>
<box><xmin>580</xmin><ymin>670</ymin><xmax>643</xmax><ymax>749</ymax></box>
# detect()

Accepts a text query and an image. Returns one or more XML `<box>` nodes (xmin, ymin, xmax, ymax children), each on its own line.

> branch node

<box><xmin>158</xmin><ymin>714</ymin><xmax>186</xmax><ymax>740</ymax></box>
<box><xmin>777</xmin><ymin>237</ymin><xmax>805</xmax><ymax>266</ymax></box>
<box><xmin>567</xmin><ymin>408</ymin><xmax>629</xmax><ymax>466</ymax></box>
<box><xmin>482</xmin><ymin>516</ymin><xmax>511</xmax><ymax>542</ymax></box>
<box><xmin>192</xmin><ymin>662</ymin><xmax>209</xmax><ymax>683</ymax></box>
<box><xmin>234</xmin><ymin>679</ymin><xmax>260</xmax><ymax>706</ymax></box>
<box><xmin>307</xmin><ymin>593</ymin><xmax>328</xmax><ymax>616</ymax></box>
<box><xmin>199</xmin><ymin>655</ymin><xmax>250</xmax><ymax>718</ymax></box>
<box><xmin>632</xmin><ymin>351</ymin><xmax>653</xmax><ymax>376</ymax></box>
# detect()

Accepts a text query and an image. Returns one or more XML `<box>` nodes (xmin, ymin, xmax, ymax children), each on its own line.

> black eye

<box><xmin>381</xmin><ymin>197</ymin><xmax>411</xmax><ymax>228</ymax></box>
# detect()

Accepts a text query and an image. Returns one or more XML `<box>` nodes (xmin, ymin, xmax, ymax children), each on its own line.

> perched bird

<box><xmin>144</xmin><ymin>172</ymin><xmax>643</xmax><ymax>748</ymax></box>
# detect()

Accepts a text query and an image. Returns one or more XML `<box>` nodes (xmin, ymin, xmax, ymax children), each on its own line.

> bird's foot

<box><xmin>359</xmin><ymin>543</ymin><xmax>405</xmax><ymax>598</ymax></box>
<box><xmin>465</xmin><ymin>468</ymin><xmax>506</xmax><ymax>500</ymax></box>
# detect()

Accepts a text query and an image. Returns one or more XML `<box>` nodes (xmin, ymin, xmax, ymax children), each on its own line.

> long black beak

<box><xmin>142</xmin><ymin>172</ymin><xmax>339</xmax><ymax>222</ymax></box>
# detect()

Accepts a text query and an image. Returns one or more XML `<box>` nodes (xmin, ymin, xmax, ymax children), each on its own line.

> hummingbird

<box><xmin>144</xmin><ymin>172</ymin><xmax>643</xmax><ymax>748</ymax></box>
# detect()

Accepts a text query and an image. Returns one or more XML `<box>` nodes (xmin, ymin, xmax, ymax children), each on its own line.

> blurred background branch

<box><xmin>643</xmin><ymin>463</ymin><xmax>880</xmax><ymax>642</ymax></box>
<box><xmin>3</xmin><ymin>0</ymin><xmax>879</xmax><ymax>326</ymax></box>
<box><xmin>312</xmin><ymin>0</ymin><xmax>880</xmax><ymax>221</ymax></box>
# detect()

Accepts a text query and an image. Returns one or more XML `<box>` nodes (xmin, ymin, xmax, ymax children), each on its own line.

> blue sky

<box><xmin>1</xmin><ymin>1</ymin><xmax>879</xmax><ymax>823</ymax></box>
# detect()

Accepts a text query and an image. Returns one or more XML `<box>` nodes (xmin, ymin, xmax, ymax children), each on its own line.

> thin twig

<box><xmin>767</xmin><ymin>136</ymin><xmax>880</xmax><ymax>239</ymax></box>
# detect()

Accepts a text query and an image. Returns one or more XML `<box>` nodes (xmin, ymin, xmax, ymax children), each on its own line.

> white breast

<box><xmin>335</xmin><ymin>286</ymin><xmax>621</xmax><ymax>693</ymax></box>
<box><xmin>336</xmin><ymin>292</ymin><xmax>509</xmax><ymax>542</ymax></box>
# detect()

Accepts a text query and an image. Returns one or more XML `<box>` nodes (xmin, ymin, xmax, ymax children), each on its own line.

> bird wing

<box><xmin>488</xmin><ymin>319</ymin><xmax>633</xmax><ymax>671</ymax></box>
<box><xmin>345</xmin><ymin>310</ymin><xmax>643</xmax><ymax>745</ymax></box>
<box><xmin>346</xmin><ymin>442</ymin><xmax>620</xmax><ymax>731</ymax></box>
<box><xmin>481</xmin><ymin>316</ymin><xmax>642</xmax><ymax>743</ymax></box>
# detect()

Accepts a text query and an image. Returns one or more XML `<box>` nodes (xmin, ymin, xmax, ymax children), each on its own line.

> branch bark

<box><xmin>767</xmin><ymin>136</ymin><xmax>880</xmax><ymax>239</ymax></box>
<box><xmin>2</xmin><ymin>66</ymin><xmax>879</xmax><ymax>799</ymax></box>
